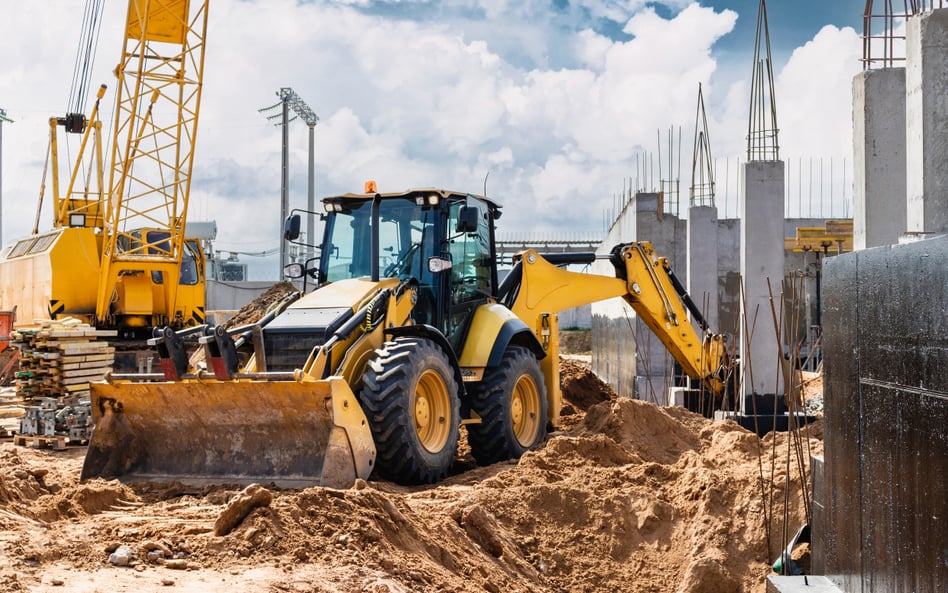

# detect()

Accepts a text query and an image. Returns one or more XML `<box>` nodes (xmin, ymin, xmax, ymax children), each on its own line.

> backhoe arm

<box><xmin>506</xmin><ymin>242</ymin><xmax>729</xmax><ymax>396</ymax></box>
<box><xmin>608</xmin><ymin>242</ymin><xmax>728</xmax><ymax>395</ymax></box>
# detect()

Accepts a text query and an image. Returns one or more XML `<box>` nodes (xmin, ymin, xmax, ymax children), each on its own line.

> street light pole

<box><xmin>259</xmin><ymin>89</ymin><xmax>319</xmax><ymax>280</ymax></box>
<box><xmin>280</xmin><ymin>96</ymin><xmax>289</xmax><ymax>276</ymax></box>
<box><xmin>0</xmin><ymin>108</ymin><xmax>13</xmax><ymax>246</ymax></box>
<box><xmin>307</xmin><ymin>121</ymin><xmax>315</xmax><ymax>263</ymax></box>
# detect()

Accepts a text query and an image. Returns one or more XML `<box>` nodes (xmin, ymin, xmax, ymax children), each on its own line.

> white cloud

<box><xmin>0</xmin><ymin>0</ymin><xmax>862</xmax><ymax>278</ymax></box>
<box><xmin>776</xmin><ymin>25</ymin><xmax>861</xmax><ymax>158</ymax></box>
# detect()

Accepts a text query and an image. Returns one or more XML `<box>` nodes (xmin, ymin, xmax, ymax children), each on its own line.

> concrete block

<box><xmin>766</xmin><ymin>575</ymin><xmax>843</xmax><ymax>593</ymax></box>
<box><xmin>822</xmin><ymin>236</ymin><xmax>948</xmax><ymax>592</ymax></box>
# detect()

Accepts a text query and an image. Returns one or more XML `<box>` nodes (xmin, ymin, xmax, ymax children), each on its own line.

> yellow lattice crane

<box><xmin>0</xmin><ymin>1</ymin><xmax>210</xmax><ymax>359</ymax></box>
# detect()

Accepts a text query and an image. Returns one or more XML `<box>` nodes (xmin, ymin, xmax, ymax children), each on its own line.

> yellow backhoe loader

<box><xmin>82</xmin><ymin>185</ymin><xmax>731</xmax><ymax>488</ymax></box>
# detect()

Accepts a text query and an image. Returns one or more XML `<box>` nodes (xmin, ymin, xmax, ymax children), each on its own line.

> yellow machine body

<box><xmin>83</xmin><ymin>277</ymin><xmax>405</xmax><ymax>488</ymax></box>
<box><xmin>81</xmin><ymin>188</ymin><xmax>731</xmax><ymax>489</ymax></box>
<box><xmin>0</xmin><ymin>227</ymin><xmax>206</xmax><ymax>330</ymax></box>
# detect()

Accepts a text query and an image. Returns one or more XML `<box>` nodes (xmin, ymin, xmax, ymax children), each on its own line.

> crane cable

<box><xmin>68</xmin><ymin>0</ymin><xmax>106</xmax><ymax>115</ymax></box>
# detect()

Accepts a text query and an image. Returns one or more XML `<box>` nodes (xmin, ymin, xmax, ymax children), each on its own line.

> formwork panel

<box><xmin>821</xmin><ymin>236</ymin><xmax>948</xmax><ymax>593</ymax></box>
<box><xmin>821</xmin><ymin>247</ymin><xmax>862</xmax><ymax>592</ymax></box>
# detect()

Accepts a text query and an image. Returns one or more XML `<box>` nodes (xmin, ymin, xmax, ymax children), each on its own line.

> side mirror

<box><xmin>456</xmin><ymin>206</ymin><xmax>479</xmax><ymax>233</ymax></box>
<box><xmin>283</xmin><ymin>262</ymin><xmax>304</xmax><ymax>279</ymax></box>
<box><xmin>284</xmin><ymin>214</ymin><xmax>301</xmax><ymax>241</ymax></box>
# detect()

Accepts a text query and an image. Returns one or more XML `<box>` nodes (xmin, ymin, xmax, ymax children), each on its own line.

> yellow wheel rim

<box><xmin>414</xmin><ymin>369</ymin><xmax>451</xmax><ymax>453</ymax></box>
<box><xmin>511</xmin><ymin>373</ymin><xmax>541</xmax><ymax>447</ymax></box>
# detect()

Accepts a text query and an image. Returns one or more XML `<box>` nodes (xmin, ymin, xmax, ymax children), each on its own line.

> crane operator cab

<box><xmin>284</xmin><ymin>185</ymin><xmax>501</xmax><ymax>353</ymax></box>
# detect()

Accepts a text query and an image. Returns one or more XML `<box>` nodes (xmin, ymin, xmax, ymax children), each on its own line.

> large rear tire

<box><xmin>467</xmin><ymin>345</ymin><xmax>548</xmax><ymax>466</ymax></box>
<box><xmin>361</xmin><ymin>336</ymin><xmax>460</xmax><ymax>484</ymax></box>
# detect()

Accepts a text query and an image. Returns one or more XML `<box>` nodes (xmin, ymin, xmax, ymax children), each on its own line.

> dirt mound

<box><xmin>560</xmin><ymin>357</ymin><xmax>615</xmax><ymax>411</ymax></box>
<box><xmin>581</xmin><ymin>398</ymin><xmax>702</xmax><ymax>464</ymax></box>
<box><xmin>559</xmin><ymin>329</ymin><xmax>591</xmax><ymax>354</ymax></box>
<box><xmin>223</xmin><ymin>281</ymin><xmax>299</xmax><ymax>328</ymax></box>
<box><xmin>0</xmin><ymin>360</ymin><xmax>821</xmax><ymax>593</ymax></box>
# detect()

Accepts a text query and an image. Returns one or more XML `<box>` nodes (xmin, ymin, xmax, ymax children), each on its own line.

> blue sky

<box><xmin>707</xmin><ymin>1</ymin><xmax>863</xmax><ymax>53</ymax></box>
<box><xmin>1</xmin><ymin>0</ymin><xmax>867</xmax><ymax>279</ymax></box>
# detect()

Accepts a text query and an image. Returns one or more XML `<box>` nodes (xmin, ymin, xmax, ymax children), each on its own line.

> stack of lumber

<box><xmin>12</xmin><ymin>318</ymin><xmax>117</xmax><ymax>403</ymax></box>
<box><xmin>0</xmin><ymin>386</ymin><xmax>20</xmax><ymax>436</ymax></box>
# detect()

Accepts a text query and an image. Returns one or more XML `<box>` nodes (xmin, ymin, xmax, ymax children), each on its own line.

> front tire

<box><xmin>467</xmin><ymin>345</ymin><xmax>548</xmax><ymax>466</ymax></box>
<box><xmin>361</xmin><ymin>336</ymin><xmax>460</xmax><ymax>484</ymax></box>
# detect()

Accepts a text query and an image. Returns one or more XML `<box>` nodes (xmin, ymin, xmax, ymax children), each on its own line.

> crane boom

<box><xmin>95</xmin><ymin>0</ymin><xmax>209</xmax><ymax>328</ymax></box>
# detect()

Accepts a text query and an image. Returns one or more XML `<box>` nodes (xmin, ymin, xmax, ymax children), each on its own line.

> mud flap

<box><xmin>81</xmin><ymin>377</ymin><xmax>376</xmax><ymax>489</ymax></box>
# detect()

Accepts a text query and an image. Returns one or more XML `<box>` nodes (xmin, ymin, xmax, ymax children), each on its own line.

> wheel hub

<box><xmin>512</xmin><ymin>373</ymin><xmax>540</xmax><ymax>447</ymax></box>
<box><xmin>415</xmin><ymin>369</ymin><xmax>451</xmax><ymax>453</ymax></box>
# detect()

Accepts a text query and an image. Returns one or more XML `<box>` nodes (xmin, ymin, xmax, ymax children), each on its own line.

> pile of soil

<box><xmin>0</xmin><ymin>359</ymin><xmax>820</xmax><ymax>593</ymax></box>
<box><xmin>222</xmin><ymin>282</ymin><xmax>299</xmax><ymax>329</ymax></box>
<box><xmin>559</xmin><ymin>329</ymin><xmax>591</xmax><ymax>355</ymax></box>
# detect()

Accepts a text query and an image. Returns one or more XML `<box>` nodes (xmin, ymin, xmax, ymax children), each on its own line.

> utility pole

<box><xmin>259</xmin><ymin>88</ymin><xmax>319</xmax><ymax>279</ymax></box>
<box><xmin>0</xmin><ymin>109</ymin><xmax>12</xmax><ymax>246</ymax></box>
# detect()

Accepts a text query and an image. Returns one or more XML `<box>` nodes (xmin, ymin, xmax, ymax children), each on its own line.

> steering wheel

<box><xmin>384</xmin><ymin>243</ymin><xmax>420</xmax><ymax>278</ymax></box>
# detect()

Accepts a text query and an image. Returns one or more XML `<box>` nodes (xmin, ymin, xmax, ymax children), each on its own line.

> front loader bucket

<box><xmin>81</xmin><ymin>377</ymin><xmax>376</xmax><ymax>489</ymax></box>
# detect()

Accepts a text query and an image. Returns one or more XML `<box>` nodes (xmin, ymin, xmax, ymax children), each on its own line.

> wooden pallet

<box><xmin>14</xmin><ymin>434</ymin><xmax>67</xmax><ymax>450</ymax></box>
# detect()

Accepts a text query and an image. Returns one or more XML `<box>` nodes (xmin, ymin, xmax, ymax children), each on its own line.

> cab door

<box><xmin>444</xmin><ymin>197</ymin><xmax>494</xmax><ymax>351</ymax></box>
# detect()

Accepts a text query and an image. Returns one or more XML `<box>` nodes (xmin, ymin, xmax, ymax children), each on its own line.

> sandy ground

<box><xmin>0</xmin><ymin>357</ymin><xmax>821</xmax><ymax>593</ymax></box>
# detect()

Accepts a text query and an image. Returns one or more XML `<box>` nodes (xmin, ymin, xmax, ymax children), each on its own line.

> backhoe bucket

<box><xmin>81</xmin><ymin>377</ymin><xmax>376</xmax><ymax>489</ymax></box>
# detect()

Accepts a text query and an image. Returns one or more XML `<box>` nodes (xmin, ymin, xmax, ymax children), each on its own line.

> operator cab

<box><xmin>286</xmin><ymin>186</ymin><xmax>501</xmax><ymax>351</ymax></box>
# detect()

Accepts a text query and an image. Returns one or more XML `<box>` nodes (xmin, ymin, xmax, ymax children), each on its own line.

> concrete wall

<box><xmin>715</xmin><ymin>217</ymin><xmax>824</xmax><ymax>370</ymax></box>
<box><xmin>852</xmin><ymin>68</ymin><xmax>907</xmax><ymax>249</ymax></box>
<box><xmin>591</xmin><ymin>197</ymin><xmax>639</xmax><ymax>398</ymax></box>
<box><xmin>687</xmin><ymin>205</ymin><xmax>719</xmax><ymax>334</ymax></box>
<box><xmin>820</xmin><ymin>236</ymin><xmax>948</xmax><ymax>593</ymax></box>
<box><xmin>716</xmin><ymin>218</ymin><xmax>742</xmax><ymax>338</ymax></box>
<box><xmin>906</xmin><ymin>8</ymin><xmax>948</xmax><ymax>236</ymax></box>
<box><xmin>592</xmin><ymin>199</ymin><xmax>842</xmax><ymax>402</ymax></box>
<box><xmin>559</xmin><ymin>305</ymin><xmax>591</xmax><ymax>329</ymax></box>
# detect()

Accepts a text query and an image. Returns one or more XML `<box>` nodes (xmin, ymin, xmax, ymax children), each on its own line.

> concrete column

<box><xmin>741</xmin><ymin>161</ymin><xmax>785</xmax><ymax>400</ymax></box>
<box><xmin>852</xmin><ymin>68</ymin><xmax>906</xmax><ymax>249</ymax></box>
<box><xmin>906</xmin><ymin>8</ymin><xmax>948</xmax><ymax>235</ymax></box>
<box><xmin>687</xmin><ymin>205</ymin><xmax>719</xmax><ymax>334</ymax></box>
